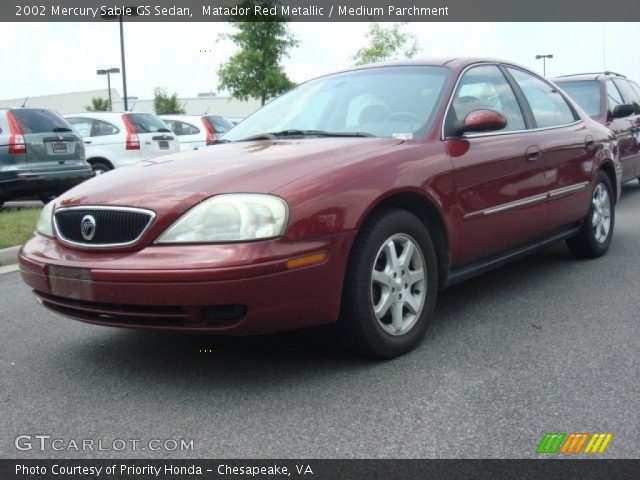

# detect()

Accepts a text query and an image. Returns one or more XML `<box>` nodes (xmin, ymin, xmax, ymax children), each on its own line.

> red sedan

<box><xmin>20</xmin><ymin>58</ymin><xmax>621</xmax><ymax>358</ymax></box>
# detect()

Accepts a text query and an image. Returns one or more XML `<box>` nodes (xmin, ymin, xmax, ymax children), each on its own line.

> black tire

<box><xmin>338</xmin><ymin>208</ymin><xmax>438</xmax><ymax>359</ymax></box>
<box><xmin>566</xmin><ymin>171</ymin><xmax>615</xmax><ymax>258</ymax></box>
<box><xmin>91</xmin><ymin>161</ymin><xmax>111</xmax><ymax>176</ymax></box>
<box><xmin>38</xmin><ymin>193</ymin><xmax>56</xmax><ymax>204</ymax></box>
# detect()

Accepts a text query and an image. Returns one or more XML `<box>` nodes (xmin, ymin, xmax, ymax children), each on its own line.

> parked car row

<box><xmin>18</xmin><ymin>58</ymin><xmax>637</xmax><ymax>358</ymax></box>
<box><xmin>0</xmin><ymin>110</ymin><xmax>238</xmax><ymax>204</ymax></box>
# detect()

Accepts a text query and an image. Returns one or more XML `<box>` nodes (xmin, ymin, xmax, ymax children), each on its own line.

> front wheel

<box><xmin>566</xmin><ymin>171</ymin><xmax>615</xmax><ymax>258</ymax></box>
<box><xmin>338</xmin><ymin>208</ymin><xmax>438</xmax><ymax>359</ymax></box>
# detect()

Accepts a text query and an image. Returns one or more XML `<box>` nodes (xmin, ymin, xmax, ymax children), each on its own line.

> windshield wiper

<box><xmin>52</xmin><ymin>127</ymin><xmax>73</xmax><ymax>132</ymax></box>
<box><xmin>237</xmin><ymin>129</ymin><xmax>374</xmax><ymax>142</ymax></box>
<box><xmin>157</xmin><ymin>128</ymin><xmax>172</xmax><ymax>133</ymax></box>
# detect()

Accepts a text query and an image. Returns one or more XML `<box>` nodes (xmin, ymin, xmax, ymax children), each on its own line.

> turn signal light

<box><xmin>286</xmin><ymin>252</ymin><xmax>328</xmax><ymax>270</ymax></box>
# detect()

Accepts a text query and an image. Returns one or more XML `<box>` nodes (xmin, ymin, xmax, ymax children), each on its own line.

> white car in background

<box><xmin>160</xmin><ymin>114</ymin><xmax>235</xmax><ymax>150</ymax></box>
<box><xmin>64</xmin><ymin>112</ymin><xmax>180</xmax><ymax>175</ymax></box>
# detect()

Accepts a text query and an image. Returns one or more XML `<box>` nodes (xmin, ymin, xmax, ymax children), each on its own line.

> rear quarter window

<box><xmin>11</xmin><ymin>109</ymin><xmax>72</xmax><ymax>134</ymax></box>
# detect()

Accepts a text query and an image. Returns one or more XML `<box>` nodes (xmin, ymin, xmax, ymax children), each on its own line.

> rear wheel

<box><xmin>567</xmin><ymin>171</ymin><xmax>615</xmax><ymax>258</ymax></box>
<box><xmin>90</xmin><ymin>161</ymin><xmax>111</xmax><ymax>176</ymax></box>
<box><xmin>338</xmin><ymin>208</ymin><xmax>438</xmax><ymax>359</ymax></box>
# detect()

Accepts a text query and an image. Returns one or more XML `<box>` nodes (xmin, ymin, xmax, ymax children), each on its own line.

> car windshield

<box><xmin>223</xmin><ymin>66</ymin><xmax>451</xmax><ymax>142</ymax></box>
<box><xmin>125</xmin><ymin>113</ymin><xmax>171</xmax><ymax>133</ymax></box>
<box><xmin>556</xmin><ymin>80</ymin><xmax>603</xmax><ymax>117</ymax></box>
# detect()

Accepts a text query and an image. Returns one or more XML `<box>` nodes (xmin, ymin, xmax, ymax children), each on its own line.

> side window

<box><xmin>445</xmin><ymin>65</ymin><xmax>525</xmax><ymax>136</ymax></box>
<box><xmin>66</xmin><ymin>117</ymin><xmax>93</xmax><ymax>137</ymax></box>
<box><xmin>168</xmin><ymin>121</ymin><xmax>200</xmax><ymax>136</ymax></box>
<box><xmin>178</xmin><ymin>121</ymin><xmax>200</xmax><ymax>136</ymax></box>
<box><xmin>630</xmin><ymin>82</ymin><xmax>640</xmax><ymax>103</ymax></box>
<box><xmin>606</xmin><ymin>80</ymin><xmax>624</xmax><ymax>110</ymax></box>
<box><xmin>507</xmin><ymin>68</ymin><xmax>576</xmax><ymax>128</ymax></box>
<box><xmin>91</xmin><ymin>119</ymin><xmax>119</xmax><ymax>137</ymax></box>
<box><xmin>613</xmin><ymin>79</ymin><xmax>640</xmax><ymax>114</ymax></box>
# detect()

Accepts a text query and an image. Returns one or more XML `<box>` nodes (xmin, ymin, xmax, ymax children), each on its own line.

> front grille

<box><xmin>54</xmin><ymin>207</ymin><xmax>154</xmax><ymax>247</ymax></box>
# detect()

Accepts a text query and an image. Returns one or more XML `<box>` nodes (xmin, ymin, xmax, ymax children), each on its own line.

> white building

<box><xmin>0</xmin><ymin>89</ymin><xmax>261</xmax><ymax>118</ymax></box>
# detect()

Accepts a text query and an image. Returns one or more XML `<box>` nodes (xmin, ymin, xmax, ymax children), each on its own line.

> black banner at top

<box><xmin>4</xmin><ymin>0</ymin><xmax>640</xmax><ymax>22</ymax></box>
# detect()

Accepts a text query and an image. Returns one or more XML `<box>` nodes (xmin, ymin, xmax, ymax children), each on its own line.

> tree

<box><xmin>153</xmin><ymin>87</ymin><xmax>186</xmax><ymax>114</ymax></box>
<box><xmin>85</xmin><ymin>97</ymin><xmax>110</xmax><ymax>111</ymax></box>
<box><xmin>352</xmin><ymin>23</ymin><xmax>420</xmax><ymax>66</ymax></box>
<box><xmin>217</xmin><ymin>1</ymin><xmax>298</xmax><ymax>105</ymax></box>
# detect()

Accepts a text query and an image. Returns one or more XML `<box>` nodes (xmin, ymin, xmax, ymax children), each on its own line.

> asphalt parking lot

<box><xmin>1</xmin><ymin>185</ymin><xmax>640</xmax><ymax>459</ymax></box>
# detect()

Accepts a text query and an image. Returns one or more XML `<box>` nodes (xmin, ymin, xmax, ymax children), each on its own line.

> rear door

<box><xmin>10</xmin><ymin>109</ymin><xmax>85</xmax><ymax>170</ymax></box>
<box><xmin>505</xmin><ymin>67</ymin><xmax>592</xmax><ymax>233</ymax></box>
<box><xmin>612</xmin><ymin>78</ymin><xmax>640</xmax><ymax>178</ymax></box>
<box><xmin>125</xmin><ymin>113</ymin><xmax>180</xmax><ymax>160</ymax></box>
<box><xmin>445</xmin><ymin>64</ymin><xmax>549</xmax><ymax>266</ymax></box>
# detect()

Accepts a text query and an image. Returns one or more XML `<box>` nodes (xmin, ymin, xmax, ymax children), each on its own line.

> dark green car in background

<box><xmin>0</xmin><ymin>108</ymin><xmax>93</xmax><ymax>208</ymax></box>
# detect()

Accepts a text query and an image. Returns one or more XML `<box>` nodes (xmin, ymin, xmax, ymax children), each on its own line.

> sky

<box><xmin>1</xmin><ymin>22</ymin><xmax>638</xmax><ymax>101</ymax></box>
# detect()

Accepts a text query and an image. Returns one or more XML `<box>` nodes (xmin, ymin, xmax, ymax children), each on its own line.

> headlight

<box><xmin>156</xmin><ymin>194</ymin><xmax>289</xmax><ymax>244</ymax></box>
<box><xmin>35</xmin><ymin>201</ymin><xmax>55</xmax><ymax>237</ymax></box>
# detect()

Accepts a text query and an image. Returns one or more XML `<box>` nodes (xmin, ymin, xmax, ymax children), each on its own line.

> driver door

<box><xmin>445</xmin><ymin>64</ymin><xmax>549</xmax><ymax>267</ymax></box>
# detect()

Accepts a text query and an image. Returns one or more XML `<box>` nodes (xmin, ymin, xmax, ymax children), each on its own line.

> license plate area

<box><xmin>158</xmin><ymin>140</ymin><xmax>169</xmax><ymax>149</ymax></box>
<box><xmin>52</xmin><ymin>142</ymin><xmax>68</xmax><ymax>153</ymax></box>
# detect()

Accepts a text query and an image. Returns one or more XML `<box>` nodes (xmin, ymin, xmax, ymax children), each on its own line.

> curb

<box><xmin>0</xmin><ymin>245</ymin><xmax>21</xmax><ymax>267</ymax></box>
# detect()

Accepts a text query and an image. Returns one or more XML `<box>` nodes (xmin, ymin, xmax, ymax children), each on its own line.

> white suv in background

<box><xmin>160</xmin><ymin>114</ymin><xmax>234</xmax><ymax>150</ymax></box>
<box><xmin>64</xmin><ymin>112</ymin><xmax>180</xmax><ymax>175</ymax></box>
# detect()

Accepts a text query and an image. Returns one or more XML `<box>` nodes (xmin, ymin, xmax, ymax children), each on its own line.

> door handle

<box><xmin>84</xmin><ymin>140</ymin><xmax>92</xmax><ymax>144</ymax></box>
<box><xmin>585</xmin><ymin>136</ymin><xmax>596</xmax><ymax>151</ymax></box>
<box><xmin>525</xmin><ymin>145</ymin><xmax>541</xmax><ymax>161</ymax></box>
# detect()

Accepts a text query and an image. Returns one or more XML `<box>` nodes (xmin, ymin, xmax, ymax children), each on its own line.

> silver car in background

<box><xmin>160</xmin><ymin>114</ymin><xmax>234</xmax><ymax>150</ymax></box>
<box><xmin>65</xmin><ymin>112</ymin><xmax>180</xmax><ymax>175</ymax></box>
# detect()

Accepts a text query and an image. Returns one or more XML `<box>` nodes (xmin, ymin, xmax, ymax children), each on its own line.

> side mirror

<box><xmin>611</xmin><ymin>104</ymin><xmax>635</xmax><ymax>119</ymax></box>
<box><xmin>461</xmin><ymin>109</ymin><xmax>507</xmax><ymax>134</ymax></box>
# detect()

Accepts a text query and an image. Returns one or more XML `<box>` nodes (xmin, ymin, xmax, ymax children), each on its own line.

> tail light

<box><xmin>6</xmin><ymin>111</ymin><xmax>26</xmax><ymax>155</ymax></box>
<box><xmin>201</xmin><ymin>117</ymin><xmax>216</xmax><ymax>145</ymax></box>
<box><xmin>122</xmin><ymin>114</ymin><xmax>140</xmax><ymax>150</ymax></box>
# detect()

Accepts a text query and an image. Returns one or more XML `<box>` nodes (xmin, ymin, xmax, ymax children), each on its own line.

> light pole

<box><xmin>101</xmin><ymin>7</ymin><xmax>139</xmax><ymax>112</ymax></box>
<box><xmin>96</xmin><ymin>68</ymin><xmax>120</xmax><ymax>111</ymax></box>
<box><xmin>535</xmin><ymin>54</ymin><xmax>554</xmax><ymax>77</ymax></box>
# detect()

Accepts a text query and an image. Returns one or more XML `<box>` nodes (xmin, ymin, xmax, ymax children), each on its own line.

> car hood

<box><xmin>57</xmin><ymin>137</ymin><xmax>403</xmax><ymax>215</ymax></box>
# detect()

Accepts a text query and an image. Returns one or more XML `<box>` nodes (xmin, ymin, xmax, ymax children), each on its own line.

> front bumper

<box><xmin>19</xmin><ymin>231</ymin><xmax>356</xmax><ymax>334</ymax></box>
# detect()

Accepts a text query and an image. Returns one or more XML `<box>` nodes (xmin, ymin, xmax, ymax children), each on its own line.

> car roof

<box><xmin>63</xmin><ymin>112</ymin><xmax>153</xmax><ymax>119</ymax></box>
<box><xmin>159</xmin><ymin>114</ymin><xmax>206</xmax><ymax>120</ymax></box>
<box><xmin>553</xmin><ymin>72</ymin><xmax>628</xmax><ymax>82</ymax></box>
<box><xmin>321</xmin><ymin>57</ymin><xmax>533</xmax><ymax>78</ymax></box>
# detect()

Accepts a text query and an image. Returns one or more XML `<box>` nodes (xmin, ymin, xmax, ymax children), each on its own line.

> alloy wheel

<box><xmin>370</xmin><ymin>233</ymin><xmax>426</xmax><ymax>336</ymax></box>
<box><xmin>592</xmin><ymin>183</ymin><xmax>611</xmax><ymax>244</ymax></box>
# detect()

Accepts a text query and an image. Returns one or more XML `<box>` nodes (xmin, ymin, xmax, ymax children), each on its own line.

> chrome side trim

<box><xmin>464</xmin><ymin>181</ymin><xmax>590</xmax><ymax>220</ymax></box>
<box><xmin>548</xmin><ymin>182</ymin><xmax>589</xmax><ymax>198</ymax></box>
<box><xmin>482</xmin><ymin>193</ymin><xmax>549</xmax><ymax>217</ymax></box>
<box><xmin>53</xmin><ymin>205</ymin><xmax>156</xmax><ymax>249</ymax></box>
<box><xmin>440</xmin><ymin>62</ymin><xmax>583</xmax><ymax>141</ymax></box>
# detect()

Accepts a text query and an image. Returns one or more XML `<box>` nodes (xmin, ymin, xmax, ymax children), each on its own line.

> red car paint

<box><xmin>19</xmin><ymin>58</ymin><xmax>619</xmax><ymax>334</ymax></box>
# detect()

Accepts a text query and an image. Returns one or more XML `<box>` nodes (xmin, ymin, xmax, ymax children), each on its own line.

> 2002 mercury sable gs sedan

<box><xmin>20</xmin><ymin>58</ymin><xmax>621</xmax><ymax>358</ymax></box>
